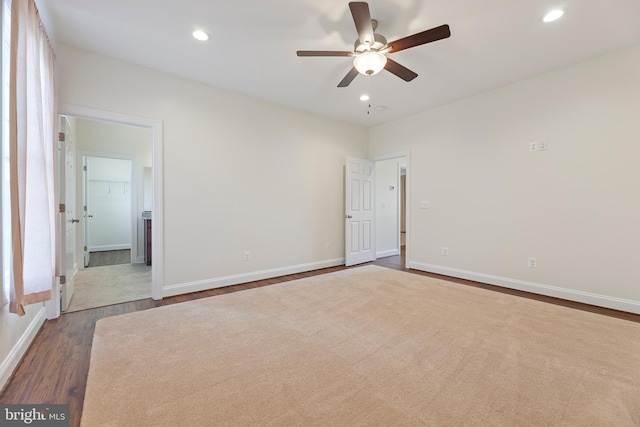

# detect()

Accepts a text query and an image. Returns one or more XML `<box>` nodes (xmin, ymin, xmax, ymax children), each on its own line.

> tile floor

<box><xmin>65</xmin><ymin>263</ymin><xmax>152</xmax><ymax>313</ymax></box>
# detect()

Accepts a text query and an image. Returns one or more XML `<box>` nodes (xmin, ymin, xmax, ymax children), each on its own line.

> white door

<box><xmin>59</xmin><ymin>117</ymin><xmax>76</xmax><ymax>311</ymax></box>
<box><xmin>345</xmin><ymin>156</ymin><xmax>375</xmax><ymax>266</ymax></box>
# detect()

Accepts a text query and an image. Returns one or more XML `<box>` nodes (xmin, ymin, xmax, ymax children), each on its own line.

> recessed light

<box><xmin>543</xmin><ymin>9</ymin><xmax>565</xmax><ymax>23</ymax></box>
<box><xmin>375</xmin><ymin>106</ymin><xmax>387</xmax><ymax>111</ymax></box>
<box><xmin>360</xmin><ymin>94</ymin><xmax>370</xmax><ymax>101</ymax></box>
<box><xmin>192</xmin><ymin>30</ymin><xmax>211</xmax><ymax>41</ymax></box>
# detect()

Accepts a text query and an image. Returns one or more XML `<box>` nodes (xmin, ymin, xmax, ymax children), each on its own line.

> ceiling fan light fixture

<box><xmin>360</xmin><ymin>94</ymin><xmax>370</xmax><ymax>101</ymax></box>
<box><xmin>354</xmin><ymin>51</ymin><xmax>387</xmax><ymax>76</ymax></box>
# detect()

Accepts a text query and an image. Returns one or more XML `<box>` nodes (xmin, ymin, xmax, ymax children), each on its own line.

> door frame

<box><xmin>45</xmin><ymin>105</ymin><xmax>164</xmax><ymax>319</ymax></box>
<box><xmin>59</xmin><ymin>115</ymin><xmax>76</xmax><ymax>312</ymax></box>
<box><xmin>373</xmin><ymin>151</ymin><xmax>410</xmax><ymax>269</ymax></box>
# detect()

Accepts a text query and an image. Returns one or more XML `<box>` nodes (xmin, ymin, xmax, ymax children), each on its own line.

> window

<box><xmin>1</xmin><ymin>0</ymin><xmax>56</xmax><ymax>315</ymax></box>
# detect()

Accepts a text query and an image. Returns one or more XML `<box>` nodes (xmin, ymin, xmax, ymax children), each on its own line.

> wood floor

<box><xmin>2</xmin><ymin>249</ymin><xmax>638</xmax><ymax>427</ymax></box>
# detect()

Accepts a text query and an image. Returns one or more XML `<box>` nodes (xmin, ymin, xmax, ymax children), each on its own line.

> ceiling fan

<box><xmin>297</xmin><ymin>2</ymin><xmax>451</xmax><ymax>87</ymax></box>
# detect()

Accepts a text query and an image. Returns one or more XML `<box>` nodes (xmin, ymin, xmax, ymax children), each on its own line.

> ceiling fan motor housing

<box><xmin>354</xmin><ymin>33</ymin><xmax>388</xmax><ymax>53</ymax></box>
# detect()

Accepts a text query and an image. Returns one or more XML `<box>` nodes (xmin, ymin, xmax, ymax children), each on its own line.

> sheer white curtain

<box><xmin>8</xmin><ymin>0</ymin><xmax>57</xmax><ymax>315</ymax></box>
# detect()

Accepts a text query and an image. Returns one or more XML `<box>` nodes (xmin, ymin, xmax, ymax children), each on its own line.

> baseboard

<box><xmin>409</xmin><ymin>261</ymin><xmax>640</xmax><ymax>315</ymax></box>
<box><xmin>163</xmin><ymin>258</ymin><xmax>345</xmax><ymax>298</ymax></box>
<box><xmin>376</xmin><ymin>249</ymin><xmax>400</xmax><ymax>258</ymax></box>
<box><xmin>135</xmin><ymin>256</ymin><xmax>145</xmax><ymax>264</ymax></box>
<box><xmin>89</xmin><ymin>245</ymin><xmax>131</xmax><ymax>252</ymax></box>
<box><xmin>0</xmin><ymin>306</ymin><xmax>47</xmax><ymax>392</ymax></box>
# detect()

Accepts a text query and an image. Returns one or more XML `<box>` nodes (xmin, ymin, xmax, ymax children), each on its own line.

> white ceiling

<box><xmin>36</xmin><ymin>0</ymin><xmax>640</xmax><ymax>127</ymax></box>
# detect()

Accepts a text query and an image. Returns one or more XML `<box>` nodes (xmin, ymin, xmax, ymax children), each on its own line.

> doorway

<box><xmin>400</xmin><ymin>167</ymin><xmax>406</xmax><ymax>248</ymax></box>
<box><xmin>55</xmin><ymin>106</ymin><xmax>163</xmax><ymax>315</ymax></box>
<box><xmin>374</xmin><ymin>153</ymin><xmax>409</xmax><ymax>269</ymax></box>
<box><xmin>68</xmin><ymin>120</ymin><xmax>151</xmax><ymax>312</ymax></box>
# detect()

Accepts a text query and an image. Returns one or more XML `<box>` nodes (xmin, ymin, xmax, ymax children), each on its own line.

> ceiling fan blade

<box><xmin>297</xmin><ymin>51</ymin><xmax>353</xmax><ymax>57</ymax></box>
<box><xmin>338</xmin><ymin>67</ymin><xmax>359</xmax><ymax>87</ymax></box>
<box><xmin>387</xmin><ymin>24</ymin><xmax>451</xmax><ymax>54</ymax></box>
<box><xmin>349</xmin><ymin>2</ymin><xmax>375</xmax><ymax>46</ymax></box>
<box><xmin>384</xmin><ymin>58</ymin><xmax>418</xmax><ymax>82</ymax></box>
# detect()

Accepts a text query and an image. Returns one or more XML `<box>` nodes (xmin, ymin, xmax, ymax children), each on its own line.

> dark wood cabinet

<box><xmin>144</xmin><ymin>218</ymin><xmax>152</xmax><ymax>266</ymax></box>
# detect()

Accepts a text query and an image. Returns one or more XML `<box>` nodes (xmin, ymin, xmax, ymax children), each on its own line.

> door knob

<box><xmin>345</xmin><ymin>215</ymin><xmax>352</xmax><ymax>219</ymax></box>
<box><xmin>71</xmin><ymin>219</ymin><xmax>80</xmax><ymax>223</ymax></box>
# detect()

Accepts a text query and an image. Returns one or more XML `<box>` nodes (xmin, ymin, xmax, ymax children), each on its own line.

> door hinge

<box><xmin>59</xmin><ymin>203</ymin><xmax>65</xmax><ymax>213</ymax></box>
<box><xmin>84</xmin><ymin>205</ymin><xmax>87</xmax><ymax>212</ymax></box>
<box><xmin>83</xmin><ymin>165</ymin><xmax>87</xmax><ymax>171</ymax></box>
<box><xmin>60</xmin><ymin>275</ymin><xmax>66</xmax><ymax>285</ymax></box>
<box><xmin>58</xmin><ymin>132</ymin><xmax>65</xmax><ymax>142</ymax></box>
<box><xmin>84</xmin><ymin>246</ymin><xmax>87</xmax><ymax>251</ymax></box>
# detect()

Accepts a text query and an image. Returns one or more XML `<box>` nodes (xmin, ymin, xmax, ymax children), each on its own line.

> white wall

<box><xmin>55</xmin><ymin>44</ymin><xmax>369</xmax><ymax>294</ymax></box>
<box><xmin>375</xmin><ymin>158</ymin><xmax>400</xmax><ymax>257</ymax></box>
<box><xmin>75</xmin><ymin>119</ymin><xmax>152</xmax><ymax>263</ymax></box>
<box><xmin>370</xmin><ymin>44</ymin><xmax>640</xmax><ymax>313</ymax></box>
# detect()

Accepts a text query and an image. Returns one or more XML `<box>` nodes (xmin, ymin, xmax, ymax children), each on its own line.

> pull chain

<box><xmin>366</xmin><ymin>75</ymin><xmax>372</xmax><ymax>115</ymax></box>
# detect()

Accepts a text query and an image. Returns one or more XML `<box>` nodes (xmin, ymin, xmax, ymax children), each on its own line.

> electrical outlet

<box><xmin>538</xmin><ymin>140</ymin><xmax>547</xmax><ymax>151</ymax></box>
<box><xmin>244</xmin><ymin>251</ymin><xmax>251</xmax><ymax>261</ymax></box>
<box><xmin>527</xmin><ymin>257</ymin><xmax>537</xmax><ymax>268</ymax></box>
<box><xmin>529</xmin><ymin>142</ymin><xmax>538</xmax><ymax>152</ymax></box>
<box><xmin>442</xmin><ymin>247</ymin><xmax>449</xmax><ymax>256</ymax></box>
<box><xmin>420</xmin><ymin>200</ymin><xmax>430</xmax><ymax>209</ymax></box>
<box><xmin>325</xmin><ymin>242</ymin><xmax>330</xmax><ymax>250</ymax></box>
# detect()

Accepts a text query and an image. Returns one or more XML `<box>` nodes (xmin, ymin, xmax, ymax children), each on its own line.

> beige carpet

<box><xmin>82</xmin><ymin>266</ymin><xmax>640</xmax><ymax>426</ymax></box>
